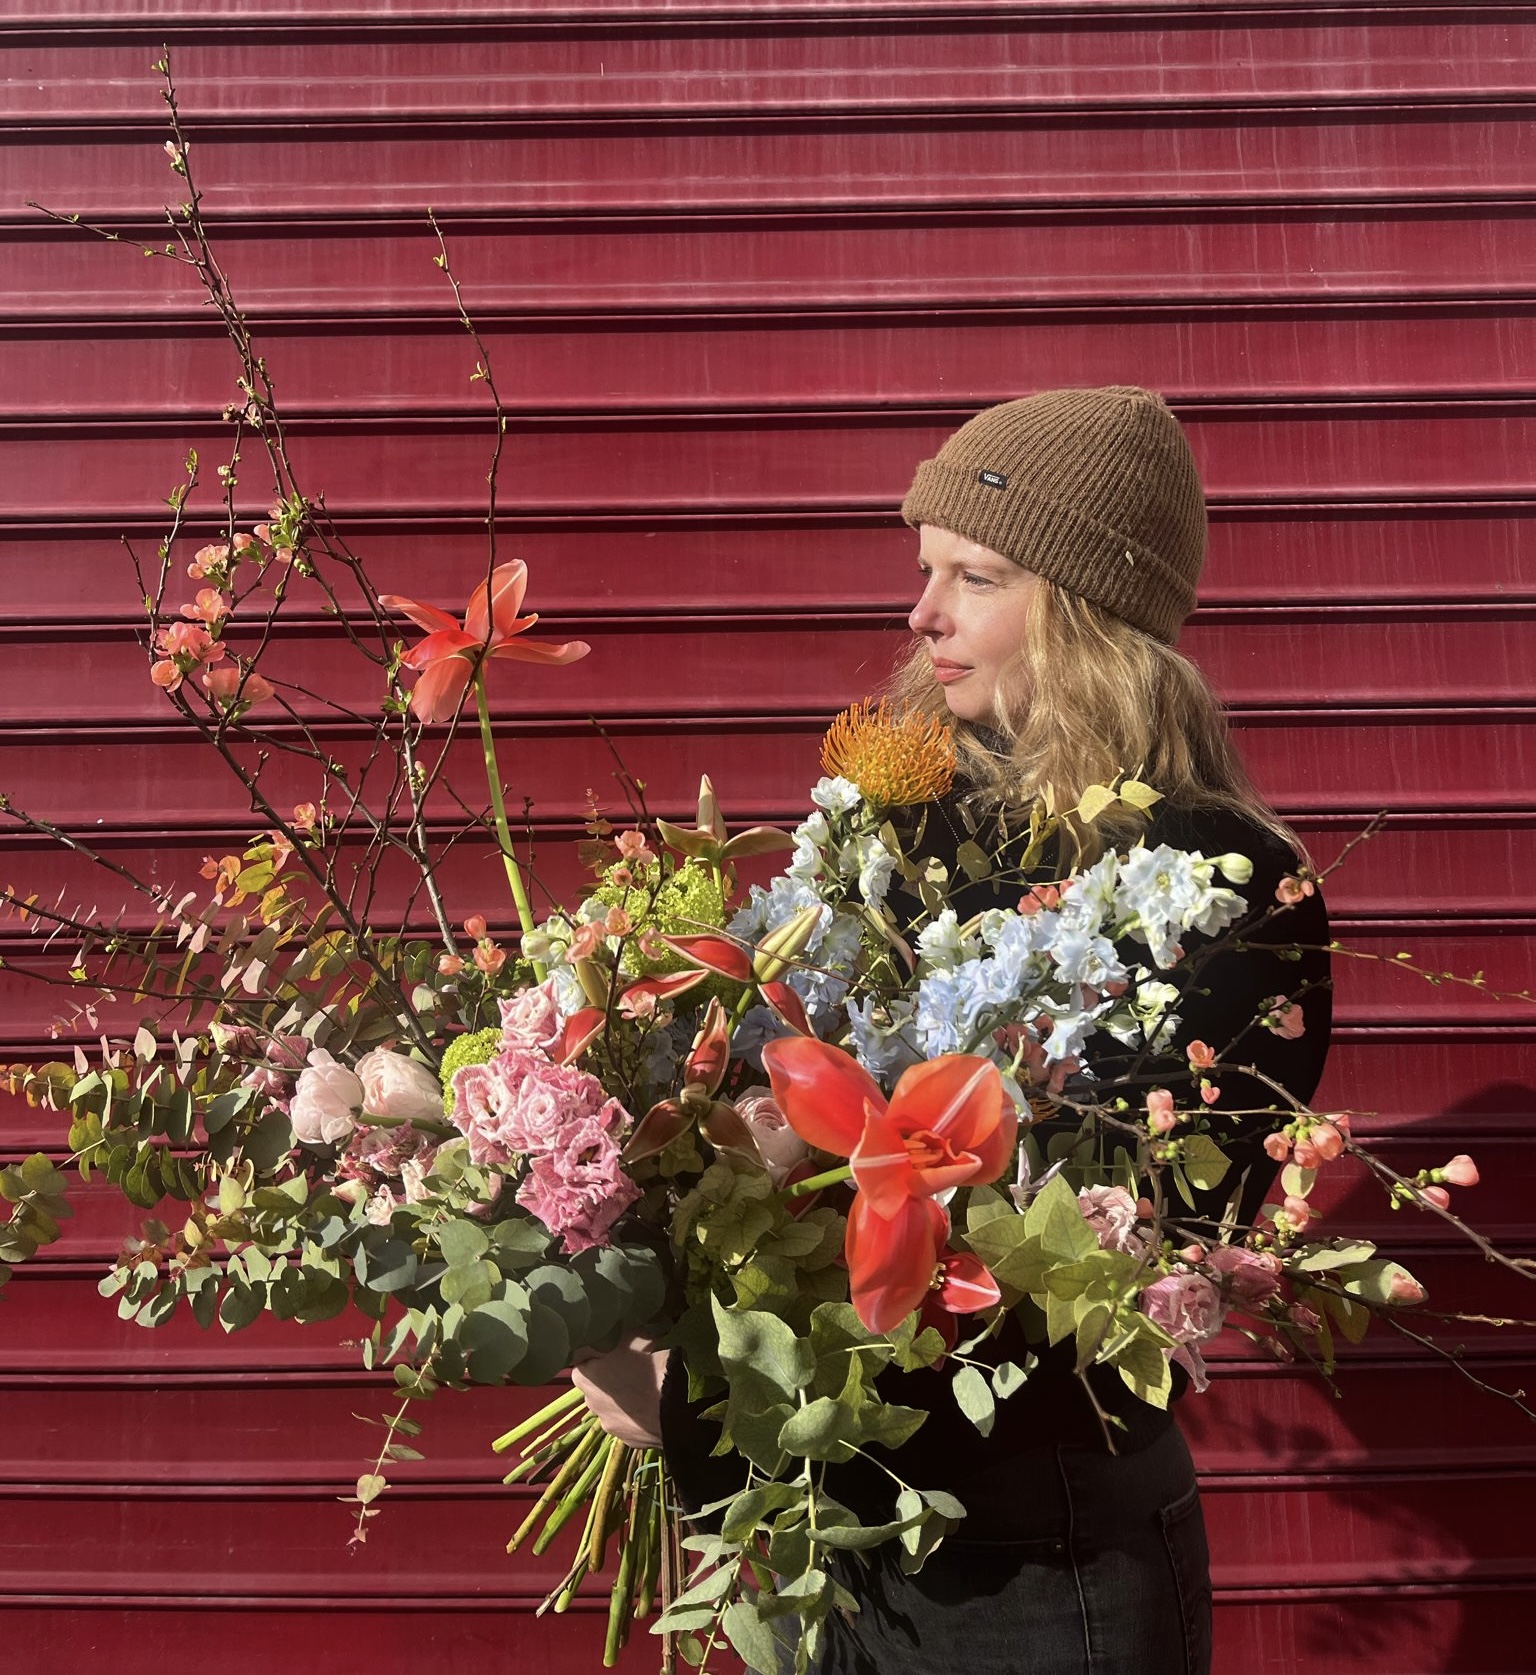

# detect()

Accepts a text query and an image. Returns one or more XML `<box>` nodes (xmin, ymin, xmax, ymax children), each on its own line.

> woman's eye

<box><xmin>963</xmin><ymin>572</ymin><xmax>995</xmax><ymax>589</ymax></box>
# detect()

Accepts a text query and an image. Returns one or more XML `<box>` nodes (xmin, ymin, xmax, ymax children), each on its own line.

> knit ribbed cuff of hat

<box><xmin>901</xmin><ymin>457</ymin><xmax>1196</xmax><ymax>645</ymax></box>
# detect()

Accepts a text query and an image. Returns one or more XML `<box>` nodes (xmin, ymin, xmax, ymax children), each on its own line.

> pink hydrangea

<box><xmin>1077</xmin><ymin>1184</ymin><xmax>1146</xmax><ymax>1255</ymax></box>
<box><xmin>449</xmin><ymin>1046</ymin><xmax>639</xmax><ymax>1254</ymax></box>
<box><xmin>499</xmin><ymin>979</ymin><xmax>563</xmax><ymax>1056</ymax></box>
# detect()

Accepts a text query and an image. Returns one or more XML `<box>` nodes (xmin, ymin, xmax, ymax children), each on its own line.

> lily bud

<box><xmin>574</xmin><ymin>956</ymin><xmax>610</xmax><ymax>1008</ymax></box>
<box><xmin>751</xmin><ymin>903</ymin><xmax>823</xmax><ymax>983</ymax></box>
<box><xmin>683</xmin><ymin>998</ymin><xmax>732</xmax><ymax>1098</ymax></box>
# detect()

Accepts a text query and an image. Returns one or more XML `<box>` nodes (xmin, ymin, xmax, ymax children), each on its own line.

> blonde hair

<box><xmin>885</xmin><ymin>578</ymin><xmax>1298</xmax><ymax>856</ymax></box>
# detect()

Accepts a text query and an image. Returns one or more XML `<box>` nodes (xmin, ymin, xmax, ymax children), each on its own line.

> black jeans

<box><xmin>804</xmin><ymin>1423</ymin><xmax>1212</xmax><ymax>1675</ymax></box>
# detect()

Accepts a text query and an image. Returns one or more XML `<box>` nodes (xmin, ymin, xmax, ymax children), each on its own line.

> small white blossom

<box><xmin>810</xmin><ymin>776</ymin><xmax>863</xmax><ymax>815</ymax></box>
<box><xmin>838</xmin><ymin>834</ymin><xmax>897</xmax><ymax>907</ymax></box>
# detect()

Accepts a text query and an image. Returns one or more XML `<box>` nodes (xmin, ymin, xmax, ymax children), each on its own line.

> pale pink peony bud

<box><xmin>1179</xmin><ymin>1244</ymin><xmax>1206</xmax><ymax>1266</ymax></box>
<box><xmin>356</xmin><ymin>1048</ymin><xmax>444</xmax><ymax>1125</ymax></box>
<box><xmin>1441</xmin><ymin>1154</ymin><xmax>1479</xmax><ymax>1188</ymax></box>
<box><xmin>290</xmin><ymin>1050</ymin><xmax>364</xmax><ymax>1145</ymax></box>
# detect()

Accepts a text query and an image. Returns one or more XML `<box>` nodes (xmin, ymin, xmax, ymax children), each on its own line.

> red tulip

<box><xmin>380</xmin><ymin>560</ymin><xmax>589</xmax><ymax>724</ymax></box>
<box><xmin>761</xmin><ymin>1037</ymin><xmax>1014</xmax><ymax>1333</ymax></box>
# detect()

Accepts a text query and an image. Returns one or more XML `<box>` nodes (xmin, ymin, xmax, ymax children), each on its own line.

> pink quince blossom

<box><xmin>1077</xmin><ymin>1184</ymin><xmax>1146</xmax><ymax>1255</ymax></box>
<box><xmin>202</xmin><ymin>664</ymin><xmax>275</xmax><ymax>708</ymax></box>
<box><xmin>1264</xmin><ymin>998</ymin><xmax>1306</xmax><ymax>1040</ymax></box>
<box><xmin>1145</xmin><ymin>1088</ymin><xmax>1177</xmax><ymax>1134</ymax></box>
<box><xmin>1441</xmin><ymin>1153</ymin><xmax>1479</xmax><ymax>1188</ymax></box>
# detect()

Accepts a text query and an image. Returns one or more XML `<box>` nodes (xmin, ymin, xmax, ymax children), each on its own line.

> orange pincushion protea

<box><xmin>820</xmin><ymin>699</ymin><xmax>956</xmax><ymax>808</ymax></box>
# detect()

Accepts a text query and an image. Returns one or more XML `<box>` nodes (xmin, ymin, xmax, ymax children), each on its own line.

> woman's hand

<box><xmin>569</xmin><ymin>1334</ymin><xmax>668</xmax><ymax>1449</ymax></box>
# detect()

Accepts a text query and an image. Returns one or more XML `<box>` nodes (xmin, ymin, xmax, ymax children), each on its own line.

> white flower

<box><xmin>290</xmin><ymin>1050</ymin><xmax>364</xmax><ymax>1145</ymax></box>
<box><xmin>916</xmin><ymin>909</ymin><xmax>970</xmax><ymax>971</ymax></box>
<box><xmin>838</xmin><ymin>833</ymin><xmax>896</xmax><ymax>907</ymax></box>
<box><xmin>787</xmin><ymin>811</ymin><xmax>831</xmax><ymax>884</ymax></box>
<box><xmin>1046</xmin><ymin>926</ymin><xmax>1127</xmax><ymax>990</ymax></box>
<box><xmin>810</xmin><ymin>776</ymin><xmax>863</xmax><ymax>815</ymax></box>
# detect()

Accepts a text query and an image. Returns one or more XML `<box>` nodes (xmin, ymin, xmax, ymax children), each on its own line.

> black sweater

<box><xmin>661</xmin><ymin>798</ymin><xmax>1331</xmax><ymax>1533</ymax></box>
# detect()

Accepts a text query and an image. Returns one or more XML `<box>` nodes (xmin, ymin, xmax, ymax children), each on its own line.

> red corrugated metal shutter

<box><xmin>3</xmin><ymin>5</ymin><xmax>1533</xmax><ymax>1670</ymax></box>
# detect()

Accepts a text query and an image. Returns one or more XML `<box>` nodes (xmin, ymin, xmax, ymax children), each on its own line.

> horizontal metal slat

<box><xmin>7</xmin><ymin>16</ymin><xmax>1534</xmax><ymax>123</ymax></box>
<box><xmin>5</xmin><ymin>609</ymin><xmax>1536</xmax><ymax>723</ymax></box>
<box><xmin>10</xmin><ymin>401</ymin><xmax>1536</xmax><ymax>521</ymax></box>
<box><xmin>2</xmin><ymin>509</ymin><xmax>1532</xmax><ymax>625</ymax></box>
<box><xmin>2</xmin><ymin>711</ymin><xmax>1533</xmax><ymax>827</ymax></box>
<box><xmin>11</xmin><ymin>206</ymin><xmax>1536</xmax><ymax>317</ymax></box>
<box><xmin>11</xmin><ymin>305</ymin><xmax>1536</xmax><ymax>420</ymax></box>
<box><xmin>8</xmin><ymin>107</ymin><xmax>1535</xmax><ymax>219</ymax></box>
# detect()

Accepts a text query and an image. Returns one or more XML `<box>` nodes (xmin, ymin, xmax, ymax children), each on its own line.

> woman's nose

<box><xmin>908</xmin><ymin>580</ymin><xmax>943</xmax><ymax>637</ymax></box>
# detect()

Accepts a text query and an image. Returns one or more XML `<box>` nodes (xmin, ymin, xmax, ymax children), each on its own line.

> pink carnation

<box><xmin>499</xmin><ymin>980</ymin><xmax>563</xmax><ymax>1055</ymax></box>
<box><xmin>1077</xmin><ymin>1184</ymin><xmax>1146</xmax><ymax>1255</ymax></box>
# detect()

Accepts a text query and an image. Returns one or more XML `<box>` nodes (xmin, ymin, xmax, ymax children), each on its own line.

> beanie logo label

<box><xmin>977</xmin><ymin>469</ymin><xmax>1008</xmax><ymax>490</ymax></box>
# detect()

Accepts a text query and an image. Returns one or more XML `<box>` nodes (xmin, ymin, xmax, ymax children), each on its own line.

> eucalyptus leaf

<box><xmin>951</xmin><ymin>1365</ymin><xmax>995</xmax><ymax>1437</ymax></box>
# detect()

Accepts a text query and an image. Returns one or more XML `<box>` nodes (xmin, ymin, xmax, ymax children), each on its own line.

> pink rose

<box><xmin>735</xmin><ymin>1086</ymin><xmax>810</xmax><ymax>1187</ymax></box>
<box><xmin>1206</xmin><ymin>1244</ymin><xmax>1283</xmax><ymax>1307</ymax></box>
<box><xmin>357</xmin><ymin>1047</ymin><xmax>444</xmax><ymax>1125</ymax></box>
<box><xmin>1077</xmin><ymin>1184</ymin><xmax>1146</xmax><ymax>1255</ymax></box>
<box><xmin>499</xmin><ymin>980</ymin><xmax>563</xmax><ymax>1055</ymax></box>
<box><xmin>290</xmin><ymin>1050</ymin><xmax>364</xmax><ymax>1145</ymax></box>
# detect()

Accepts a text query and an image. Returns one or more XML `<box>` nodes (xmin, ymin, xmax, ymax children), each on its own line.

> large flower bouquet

<box><xmin>0</xmin><ymin>63</ymin><xmax>1520</xmax><ymax>1675</ymax></box>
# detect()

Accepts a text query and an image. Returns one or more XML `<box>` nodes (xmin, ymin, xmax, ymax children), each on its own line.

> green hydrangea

<box><xmin>593</xmin><ymin>858</ymin><xmax>726</xmax><ymax>976</ymax></box>
<box><xmin>437</xmin><ymin>1026</ymin><xmax>502</xmax><ymax>1114</ymax></box>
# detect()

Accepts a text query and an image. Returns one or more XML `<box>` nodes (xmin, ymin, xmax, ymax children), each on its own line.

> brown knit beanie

<box><xmin>900</xmin><ymin>387</ymin><xmax>1206</xmax><ymax>644</ymax></box>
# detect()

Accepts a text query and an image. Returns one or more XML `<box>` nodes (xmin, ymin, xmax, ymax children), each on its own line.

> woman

<box><xmin>577</xmin><ymin>387</ymin><xmax>1332</xmax><ymax>1674</ymax></box>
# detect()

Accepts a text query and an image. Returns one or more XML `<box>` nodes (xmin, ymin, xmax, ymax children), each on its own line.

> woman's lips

<box><xmin>930</xmin><ymin>659</ymin><xmax>972</xmax><ymax>686</ymax></box>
